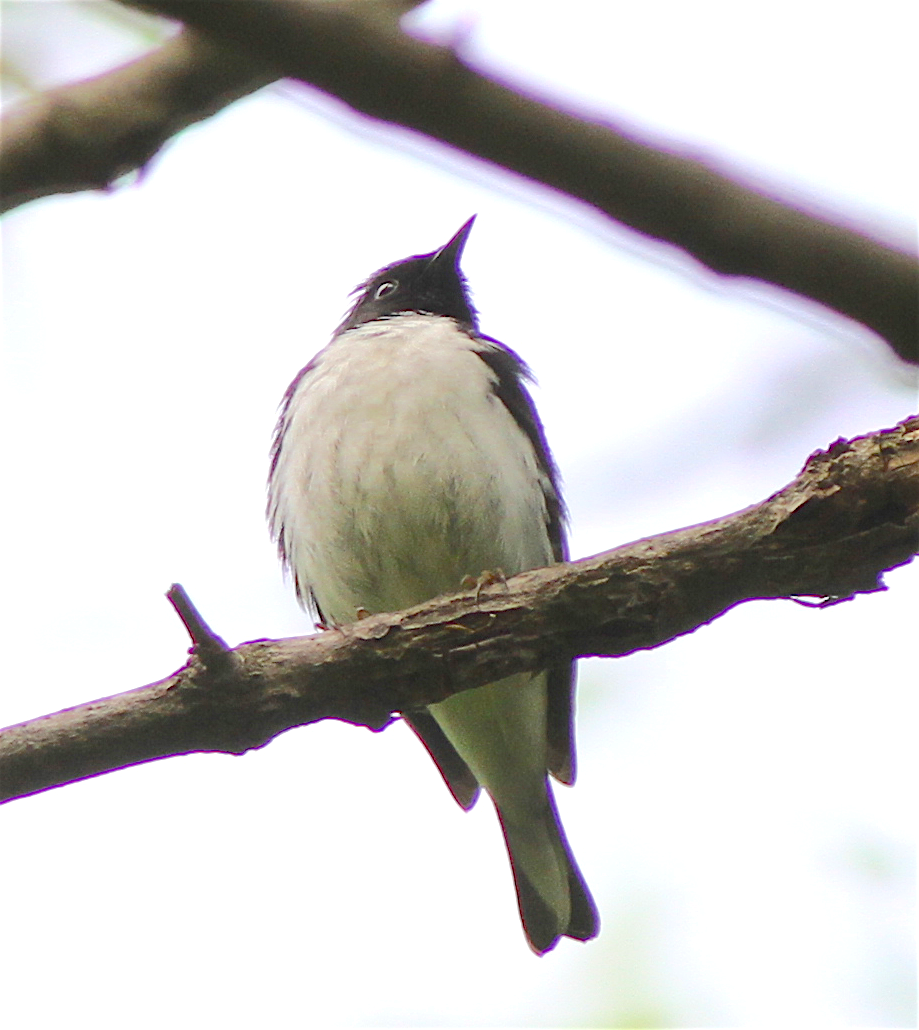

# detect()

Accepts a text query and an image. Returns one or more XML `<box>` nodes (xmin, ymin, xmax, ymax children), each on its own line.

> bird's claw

<box><xmin>461</xmin><ymin>568</ymin><xmax>508</xmax><ymax>602</ymax></box>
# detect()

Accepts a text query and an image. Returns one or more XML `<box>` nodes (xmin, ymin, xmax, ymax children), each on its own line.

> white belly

<box><xmin>270</xmin><ymin>314</ymin><xmax>554</xmax><ymax>622</ymax></box>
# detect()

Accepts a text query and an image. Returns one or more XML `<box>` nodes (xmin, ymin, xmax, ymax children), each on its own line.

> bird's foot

<box><xmin>316</xmin><ymin>607</ymin><xmax>371</xmax><ymax>631</ymax></box>
<box><xmin>461</xmin><ymin>568</ymin><xmax>508</xmax><ymax>602</ymax></box>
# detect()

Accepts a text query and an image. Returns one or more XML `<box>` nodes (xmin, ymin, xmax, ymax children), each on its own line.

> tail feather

<box><xmin>565</xmin><ymin>858</ymin><xmax>601</xmax><ymax>943</ymax></box>
<box><xmin>496</xmin><ymin>787</ymin><xmax>599</xmax><ymax>955</ymax></box>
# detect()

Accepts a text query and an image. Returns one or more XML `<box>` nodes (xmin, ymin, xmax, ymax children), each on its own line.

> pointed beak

<box><xmin>432</xmin><ymin>215</ymin><xmax>476</xmax><ymax>268</ymax></box>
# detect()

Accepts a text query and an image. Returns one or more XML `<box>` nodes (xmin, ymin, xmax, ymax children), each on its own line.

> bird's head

<box><xmin>338</xmin><ymin>216</ymin><xmax>478</xmax><ymax>332</ymax></box>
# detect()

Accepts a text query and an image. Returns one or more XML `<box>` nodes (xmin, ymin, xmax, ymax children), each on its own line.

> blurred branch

<box><xmin>1</xmin><ymin>3</ymin><xmax>915</xmax><ymax>362</ymax></box>
<box><xmin>0</xmin><ymin>28</ymin><xmax>275</xmax><ymax>213</ymax></box>
<box><xmin>0</xmin><ymin>1</ymin><xmax>421</xmax><ymax>214</ymax></box>
<box><xmin>2</xmin><ymin>416</ymin><xmax>917</xmax><ymax>804</ymax></box>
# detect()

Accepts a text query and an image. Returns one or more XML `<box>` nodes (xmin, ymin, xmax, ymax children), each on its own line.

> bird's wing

<box><xmin>403</xmin><ymin>710</ymin><xmax>481</xmax><ymax>810</ymax></box>
<box><xmin>473</xmin><ymin>336</ymin><xmax>577</xmax><ymax>786</ymax></box>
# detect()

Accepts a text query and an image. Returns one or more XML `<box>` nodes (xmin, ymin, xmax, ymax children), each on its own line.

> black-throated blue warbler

<box><xmin>268</xmin><ymin>218</ymin><xmax>598</xmax><ymax>953</ymax></box>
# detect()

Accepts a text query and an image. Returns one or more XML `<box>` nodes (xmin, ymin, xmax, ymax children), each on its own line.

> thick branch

<box><xmin>2</xmin><ymin>3</ymin><xmax>915</xmax><ymax>360</ymax></box>
<box><xmin>2</xmin><ymin>417</ymin><xmax>916</xmax><ymax>805</ymax></box>
<box><xmin>145</xmin><ymin>0</ymin><xmax>919</xmax><ymax>357</ymax></box>
<box><xmin>88</xmin><ymin>0</ymin><xmax>919</xmax><ymax>364</ymax></box>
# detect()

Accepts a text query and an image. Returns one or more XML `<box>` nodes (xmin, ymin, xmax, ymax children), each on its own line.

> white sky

<box><xmin>1</xmin><ymin>1</ymin><xmax>917</xmax><ymax>1027</ymax></box>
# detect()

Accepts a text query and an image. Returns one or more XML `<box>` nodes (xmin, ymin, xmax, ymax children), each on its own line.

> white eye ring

<box><xmin>375</xmin><ymin>281</ymin><xmax>397</xmax><ymax>299</ymax></box>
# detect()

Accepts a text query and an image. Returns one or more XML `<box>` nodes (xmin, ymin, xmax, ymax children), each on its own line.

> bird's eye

<box><xmin>375</xmin><ymin>280</ymin><xmax>398</xmax><ymax>299</ymax></box>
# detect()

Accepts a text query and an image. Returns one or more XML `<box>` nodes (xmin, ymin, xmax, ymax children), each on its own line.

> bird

<box><xmin>267</xmin><ymin>217</ymin><xmax>598</xmax><ymax>954</ymax></box>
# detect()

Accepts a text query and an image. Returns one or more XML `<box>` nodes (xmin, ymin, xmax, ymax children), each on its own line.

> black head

<box><xmin>338</xmin><ymin>217</ymin><xmax>478</xmax><ymax>333</ymax></box>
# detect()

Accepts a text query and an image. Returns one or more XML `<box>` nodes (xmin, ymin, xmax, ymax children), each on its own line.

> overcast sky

<box><xmin>2</xmin><ymin>2</ymin><xmax>916</xmax><ymax>1027</ymax></box>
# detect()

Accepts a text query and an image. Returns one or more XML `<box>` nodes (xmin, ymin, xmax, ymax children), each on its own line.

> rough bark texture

<box><xmin>2</xmin><ymin>417</ymin><xmax>916</xmax><ymax>804</ymax></box>
<box><xmin>1</xmin><ymin>1</ymin><xmax>915</xmax><ymax>360</ymax></box>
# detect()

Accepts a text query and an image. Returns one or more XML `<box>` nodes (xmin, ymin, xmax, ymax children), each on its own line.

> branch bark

<box><xmin>2</xmin><ymin>417</ymin><xmax>916</xmax><ymax>805</ymax></box>
<box><xmin>2</xmin><ymin>1</ymin><xmax>915</xmax><ymax>361</ymax></box>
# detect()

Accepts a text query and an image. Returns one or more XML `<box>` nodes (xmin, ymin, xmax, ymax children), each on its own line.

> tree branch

<box><xmin>2</xmin><ymin>2</ymin><xmax>915</xmax><ymax>361</ymax></box>
<box><xmin>0</xmin><ymin>27</ymin><xmax>276</xmax><ymax>213</ymax></box>
<box><xmin>138</xmin><ymin>0</ymin><xmax>919</xmax><ymax>356</ymax></box>
<box><xmin>2</xmin><ymin>416</ymin><xmax>916</xmax><ymax>805</ymax></box>
<box><xmin>0</xmin><ymin>1</ymin><xmax>419</xmax><ymax>214</ymax></box>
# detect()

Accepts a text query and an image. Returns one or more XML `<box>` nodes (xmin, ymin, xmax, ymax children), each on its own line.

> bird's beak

<box><xmin>433</xmin><ymin>215</ymin><xmax>476</xmax><ymax>268</ymax></box>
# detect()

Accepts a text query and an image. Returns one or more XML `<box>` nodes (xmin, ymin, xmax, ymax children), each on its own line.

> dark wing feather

<box><xmin>473</xmin><ymin>337</ymin><xmax>577</xmax><ymax>786</ymax></box>
<box><xmin>403</xmin><ymin>711</ymin><xmax>481</xmax><ymax>810</ymax></box>
<box><xmin>546</xmin><ymin>664</ymin><xmax>576</xmax><ymax>784</ymax></box>
<box><xmin>473</xmin><ymin>338</ymin><xmax>568</xmax><ymax>561</ymax></box>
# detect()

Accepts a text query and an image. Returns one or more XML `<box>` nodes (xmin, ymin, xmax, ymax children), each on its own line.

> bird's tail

<box><xmin>495</xmin><ymin>784</ymin><xmax>599</xmax><ymax>955</ymax></box>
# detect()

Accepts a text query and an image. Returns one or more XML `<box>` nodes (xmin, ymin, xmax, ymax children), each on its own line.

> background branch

<box><xmin>2</xmin><ymin>416</ymin><xmax>916</xmax><ymax>805</ymax></box>
<box><xmin>0</xmin><ymin>27</ymin><xmax>275</xmax><ymax>213</ymax></box>
<box><xmin>2</xmin><ymin>0</ymin><xmax>915</xmax><ymax>361</ymax></box>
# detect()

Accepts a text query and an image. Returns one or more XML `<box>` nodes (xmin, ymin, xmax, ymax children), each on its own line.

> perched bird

<box><xmin>268</xmin><ymin>218</ymin><xmax>598</xmax><ymax>954</ymax></box>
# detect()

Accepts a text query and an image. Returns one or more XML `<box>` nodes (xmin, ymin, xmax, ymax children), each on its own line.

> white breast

<box><xmin>269</xmin><ymin>314</ymin><xmax>553</xmax><ymax>622</ymax></box>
